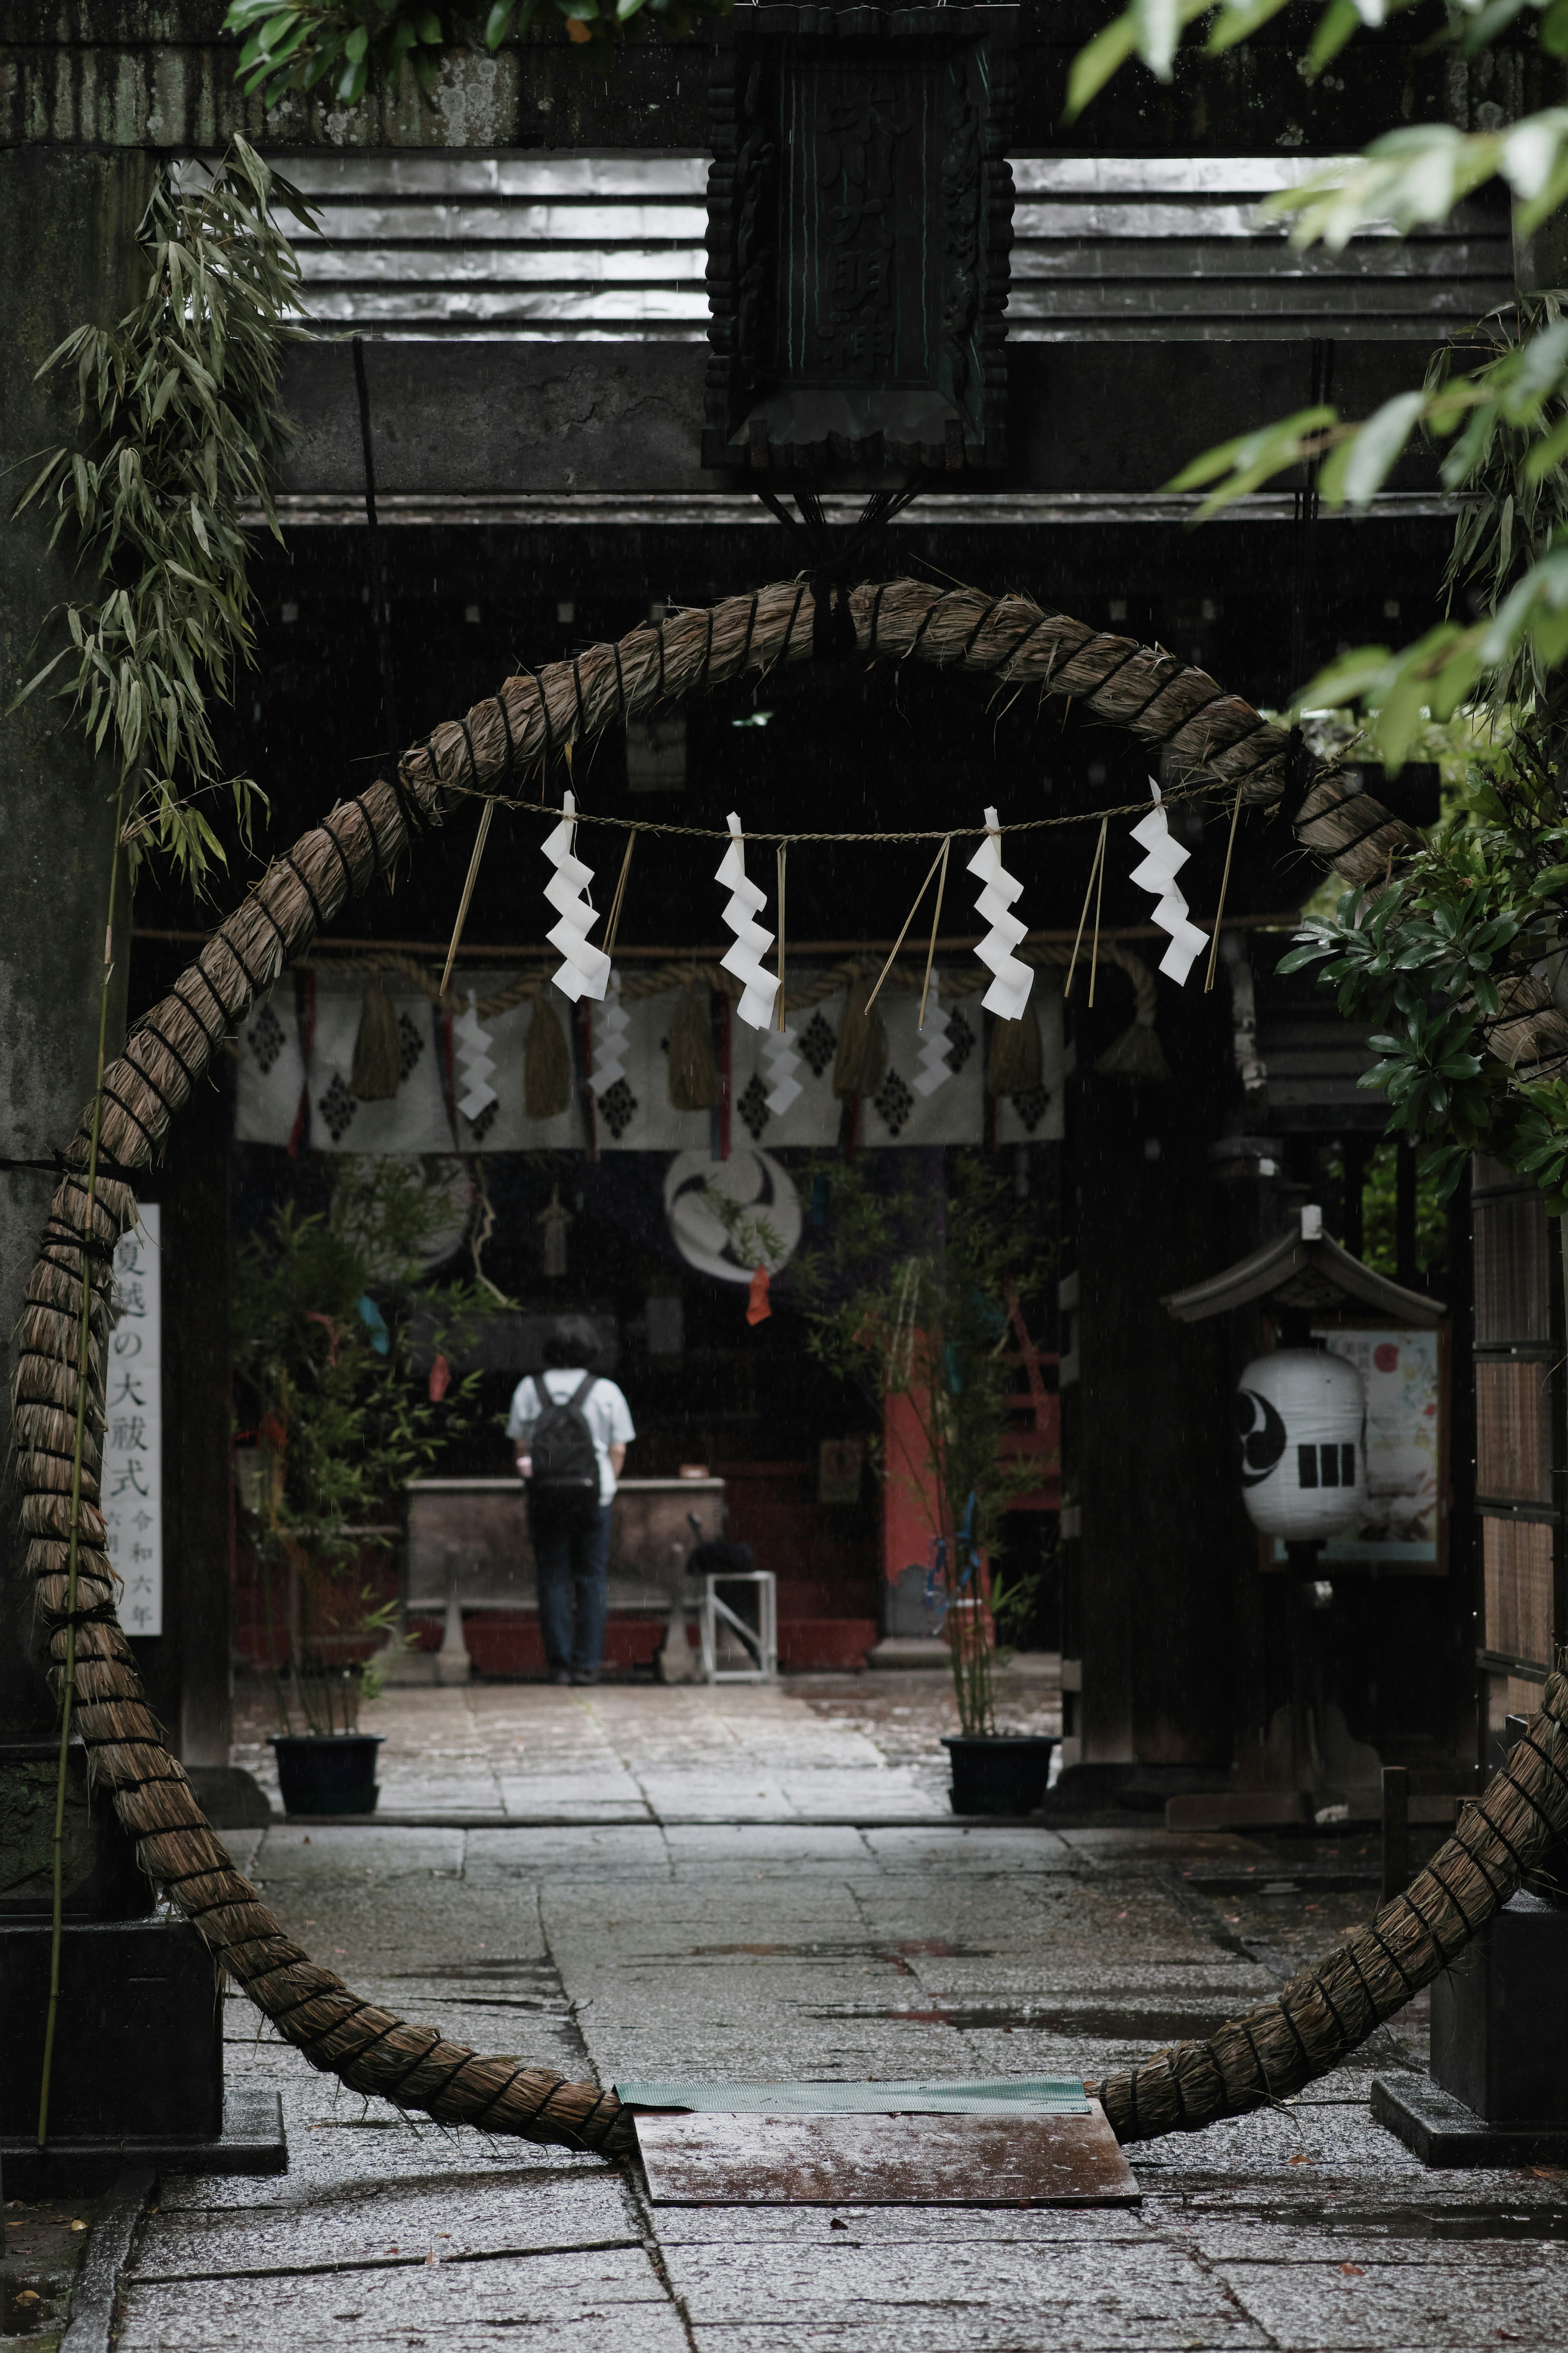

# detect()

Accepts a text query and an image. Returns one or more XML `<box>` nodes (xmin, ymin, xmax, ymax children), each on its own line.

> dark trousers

<box><xmin>530</xmin><ymin>1498</ymin><xmax>613</xmax><ymax>1675</ymax></box>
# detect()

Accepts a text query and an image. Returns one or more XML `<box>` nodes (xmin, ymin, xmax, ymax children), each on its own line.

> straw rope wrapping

<box><xmin>1091</xmin><ymin>1671</ymin><xmax>1568</xmax><ymax>2141</ymax></box>
<box><xmin>403</xmin><ymin>575</ymin><xmax>1339</xmax><ymax>820</ymax></box>
<box><xmin>5</xmin><ymin>575</ymin><xmax>1439</xmax><ymax>2163</ymax></box>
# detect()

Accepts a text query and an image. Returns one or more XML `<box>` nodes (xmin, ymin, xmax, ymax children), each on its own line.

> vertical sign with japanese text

<box><xmin>103</xmin><ymin>1204</ymin><xmax>163</xmax><ymax>1636</ymax></box>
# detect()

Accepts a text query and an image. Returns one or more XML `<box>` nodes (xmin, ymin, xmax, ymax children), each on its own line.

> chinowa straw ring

<box><xmin>18</xmin><ymin>571</ymin><xmax>1558</xmax><ymax>2169</ymax></box>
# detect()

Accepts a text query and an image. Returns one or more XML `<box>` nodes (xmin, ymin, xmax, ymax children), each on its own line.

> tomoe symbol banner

<box><xmin>1235</xmin><ymin>1387</ymin><xmax>1286</xmax><ymax>1489</ymax></box>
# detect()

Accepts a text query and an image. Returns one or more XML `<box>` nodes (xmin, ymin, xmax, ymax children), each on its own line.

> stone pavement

<box><xmin>99</xmin><ymin>1677</ymin><xmax>1568</xmax><ymax>2348</ymax></box>
<box><xmin>230</xmin><ymin>1665</ymin><xmax>1063</xmax><ymax>1821</ymax></box>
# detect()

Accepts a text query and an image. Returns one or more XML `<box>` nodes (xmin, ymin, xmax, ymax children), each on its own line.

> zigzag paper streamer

<box><xmin>1128</xmin><ymin>781</ymin><xmax>1208</xmax><ymax>986</ymax></box>
<box><xmin>715</xmin><ymin>810</ymin><xmax>780</xmax><ymax>1032</ymax></box>
<box><xmin>453</xmin><ymin>992</ymin><xmax>499</xmax><ymax>1124</ymax></box>
<box><xmin>763</xmin><ymin>1023</ymin><xmax>803</xmax><ymax>1117</ymax></box>
<box><xmin>544</xmin><ymin>789</ymin><xmax>611</xmax><ymax>1003</ymax></box>
<box><xmin>594</xmin><ymin>974</ymin><xmax>630</xmax><ymax>1094</ymax></box>
<box><xmin>913</xmin><ymin>976</ymin><xmax>953</xmax><ymax>1099</ymax></box>
<box><xmin>454</xmin><ymin>991</ymin><xmax>497</xmax><ymax>1126</ymax></box>
<box><xmin>966</xmin><ymin>807</ymin><xmax>1033</xmax><ymax>1022</ymax></box>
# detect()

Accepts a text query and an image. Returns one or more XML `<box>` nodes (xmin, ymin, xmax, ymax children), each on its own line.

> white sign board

<box><xmin>103</xmin><ymin>1205</ymin><xmax>163</xmax><ymax>1636</ymax></box>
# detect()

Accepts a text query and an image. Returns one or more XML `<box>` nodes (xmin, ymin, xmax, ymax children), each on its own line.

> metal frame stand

<box><xmin>699</xmin><ymin>1570</ymin><xmax>777</xmax><ymax>1683</ymax></box>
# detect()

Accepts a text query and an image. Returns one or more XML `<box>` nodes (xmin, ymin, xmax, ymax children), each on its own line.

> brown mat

<box><xmin>634</xmin><ymin>2102</ymin><xmax>1139</xmax><ymax>2206</ymax></box>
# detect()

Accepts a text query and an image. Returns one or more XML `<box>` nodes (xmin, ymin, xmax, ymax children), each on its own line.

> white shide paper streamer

<box><xmin>453</xmin><ymin>991</ymin><xmax>499</xmax><ymax>1124</ymax></box>
<box><xmin>967</xmin><ymin>807</ymin><xmax>1033</xmax><ymax>1022</ymax></box>
<box><xmin>762</xmin><ymin>1024</ymin><xmax>803</xmax><ymax>1116</ymax></box>
<box><xmin>544</xmin><ymin>789</ymin><xmax>611</xmax><ymax>1003</ymax></box>
<box><xmin>913</xmin><ymin>974</ymin><xmax>953</xmax><ymax>1098</ymax></box>
<box><xmin>594</xmin><ymin>972</ymin><xmax>631</xmax><ymax>1094</ymax></box>
<box><xmin>715</xmin><ymin>810</ymin><xmax>780</xmax><ymax>1032</ymax></box>
<box><xmin>1128</xmin><ymin>780</ymin><xmax>1208</xmax><ymax>986</ymax></box>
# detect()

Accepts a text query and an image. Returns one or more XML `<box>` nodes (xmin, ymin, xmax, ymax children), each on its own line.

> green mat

<box><xmin>614</xmin><ymin>2076</ymin><xmax>1090</xmax><ymax>2117</ymax></box>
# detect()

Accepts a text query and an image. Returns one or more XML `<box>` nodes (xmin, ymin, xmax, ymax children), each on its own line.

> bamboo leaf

<box><xmin>12</xmin><ymin>145</ymin><xmax>303</xmax><ymax>887</ymax></box>
<box><xmin>1320</xmin><ymin>390</ymin><xmax>1427</xmax><ymax>509</ymax></box>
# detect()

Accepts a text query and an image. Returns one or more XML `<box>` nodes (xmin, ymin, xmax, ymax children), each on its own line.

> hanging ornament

<box><xmin>762</xmin><ymin>1022</ymin><xmax>803</xmax><ymax>1117</ymax></box>
<box><xmin>966</xmin><ymin>808</ymin><xmax>1033</xmax><ymax>1022</ymax></box>
<box><xmin>349</xmin><ymin>976</ymin><xmax>401</xmax><ymax>1102</ymax></box>
<box><xmin>453</xmin><ymin>990</ymin><xmax>499</xmax><ymax>1125</ymax></box>
<box><xmin>538</xmin><ymin>1183</ymin><xmax>572</xmax><ymax>1279</ymax></box>
<box><xmin>833</xmin><ymin>977</ymin><xmax>889</xmax><ymax>1100</ymax></box>
<box><xmin>715</xmin><ymin>810</ymin><xmax>780</xmax><ymax>1031</ymax></box>
<box><xmin>543</xmin><ymin>789</ymin><xmax>611</xmax><ymax>1003</ymax></box>
<box><xmin>524</xmin><ymin>991</ymin><xmax>572</xmax><ymax>1122</ymax></box>
<box><xmin>667</xmin><ymin>984</ymin><xmax>722</xmax><ymax>1112</ymax></box>
<box><xmin>988</xmin><ymin>1002</ymin><xmax>1043</xmax><ymax>1098</ymax></box>
<box><xmin>746</xmin><ymin>1264</ymin><xmax>772</xmax><ymax>1326</ymax></box>
<box><xmin>593</xmin><ymin>972</ymin><xmax>631</xmax><ymax>1095</ymax></box>
<box><xmin>1128</xmin><ymin>781</ymin><xmax>1209</xmax><ymax>987</ymax></box>
<box><xmin>1236</xmin><ymin>1347</ymin><xmax>1366</xmax><ymax>1541</ymax></box>
<box><xmin>913</xmin><ymin>974</ymin><xmax>953</xmax><ymax>1100</ymax></box>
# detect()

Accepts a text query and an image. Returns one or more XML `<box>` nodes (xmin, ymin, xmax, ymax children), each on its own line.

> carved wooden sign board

<box><xmin>704</xmin><ymin>4</ymin><xmax>1018</xmax><ymax>476</ymax></box>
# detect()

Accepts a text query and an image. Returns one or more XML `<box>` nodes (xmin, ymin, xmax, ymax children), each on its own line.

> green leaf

<box><xmin>1290</xmin><ymin>643</ymin><xmax>1395</xmax><ymax>711</ymax></box>
<box><xmin>1132</xmin><ymin>0</ymin><xmax>1182</xmax><ymax>80</ymax></box>
<box><xmin>1062</xmin><ymin>15</ymin><xmax>1143</xmax><ymax>122</ymax></box>
<box><xmin>1205</xmin><ymin>0</ymin><xmax>1295</xmax><ymax>54</ymax></box>
<box><xmin>1307</xmin><ymin>0</ymin><xmax>1363</xmax><ymax>67</ymax></box>
<box><xmin>1320</xmin><ymin>390</ymin><xmax>1427</xmax><ymax>510</ymax></box>
<box><xmin>1165</xmin><ymin>405</ymin><xmax>1337</xmax><ymax>513</ymax></box>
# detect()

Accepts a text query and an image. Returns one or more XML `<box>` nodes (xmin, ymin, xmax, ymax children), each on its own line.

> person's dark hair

<box><xmin>542</xmin><ymin>1327</ymin><xmax>586</xmax><ymax>1370</ymax></box>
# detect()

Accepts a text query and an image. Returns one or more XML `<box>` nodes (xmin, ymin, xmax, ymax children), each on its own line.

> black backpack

<box><xmin>528</xmin><ymin>1371</ymin><xmax>600</xmax><ymax>1504</ymax></box>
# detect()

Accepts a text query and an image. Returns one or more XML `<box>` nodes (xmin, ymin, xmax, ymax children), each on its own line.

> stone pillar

<box><xmin>0</xmin><ymin>150</ymin><xmax>154</xmax><ymax>1733</ymax></box>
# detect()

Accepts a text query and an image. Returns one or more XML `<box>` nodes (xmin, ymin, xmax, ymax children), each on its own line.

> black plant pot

<box><xmin>943</xmin><ymin>1734</ymin><xmax>1056</xmax><ymax>1818</ymax></box>
<box><xmin>270</xmin><ymin>1734</ymin><xmax>384</xmax><ymax>1818</ymax></box>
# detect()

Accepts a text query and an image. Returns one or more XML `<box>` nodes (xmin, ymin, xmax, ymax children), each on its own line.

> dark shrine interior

<box><xmin>123</xmin><ymin>506</ymin><xmax>1468</xmax><ymax>1702</ymax></box>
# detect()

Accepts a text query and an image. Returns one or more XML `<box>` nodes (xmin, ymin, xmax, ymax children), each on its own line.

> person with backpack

<box><xmin>507</xmin><ymin>1326</ymin><xmax>636</xmax><ymax>1685</ymax></box>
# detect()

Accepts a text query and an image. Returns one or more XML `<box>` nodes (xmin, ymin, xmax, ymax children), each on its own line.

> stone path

<box><xmin>99</xmin><ymin>1678</ymin><xmax>1568</xmax><ymax>2349</ymax></box>
<box><xmin>232</xmin><ymin>1665</ymin><xmax>1063</xmax><ymax>1821</ymax></box>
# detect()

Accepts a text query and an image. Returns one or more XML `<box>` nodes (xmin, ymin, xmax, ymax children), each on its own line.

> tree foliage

<box><xmin>1071</xmin><ymin>0</ymin><xmax>1568</xmax><ymax>1213</ymax></box>
<box><xmin>224</xmin><ymin>0</ymin><xmax>732</xmax><ymax>107</ymax></box>
<box><xmin>8</xmin><ymin>142</ymin><xmax>310</xmax><ymax>887</ymax></box>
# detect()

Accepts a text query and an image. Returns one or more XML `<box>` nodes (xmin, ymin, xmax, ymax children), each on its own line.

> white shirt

<box><xmin>506</xmin><ymin>1369</ymin><xmax>635</xmax><ymax>1506</ymax></box>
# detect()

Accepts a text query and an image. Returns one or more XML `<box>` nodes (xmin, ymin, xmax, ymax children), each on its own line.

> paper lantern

<box><xmin>1235</xmin><ymin>1347</ymin><xmax>1366</xmax><ymax>1541</ymax></box>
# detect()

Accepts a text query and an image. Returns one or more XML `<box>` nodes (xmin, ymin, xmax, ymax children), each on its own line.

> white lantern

<box><xmin>1236</xmin><ymin>1348</ymin><xmax>1366</xmax><ymax>1541</ymax></box>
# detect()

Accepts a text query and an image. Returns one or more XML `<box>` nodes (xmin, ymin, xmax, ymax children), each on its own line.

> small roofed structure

<box><xmin>1163</xmin><ymin>1207</ymin><xmax>1445</xmax><ymax>1327</ymax></box>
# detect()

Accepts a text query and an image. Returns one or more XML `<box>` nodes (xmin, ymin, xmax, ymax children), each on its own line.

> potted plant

<box><xmin>232</xmin><ymin>1158</ymin><xmax>492</xmax><ymax>1815</ymax></box>
<box><xmin>797</xmin><ymin>1153</ymin><xmax>1056</xmax><ymax>1815</ymax></box>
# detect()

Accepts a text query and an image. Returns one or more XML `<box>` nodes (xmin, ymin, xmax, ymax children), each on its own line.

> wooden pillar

<box><xmin>132</xmin><ymin>1061</ymin><xmax>235</xmax><ymax>1766</ymax></box>
<box><xmin>1470</xmin><ymin>1154</ymin><xmax>1564</xmax><ymax>1762</ymax></box>
<box><xmin>0</xmin><ymin>149</ymin><xmax>154</xmax><ymax>1736</ymax></box>
<box><xmin>1059</xmin><ymin>1056</ymin><xmax>1238</xmax><ymax>1782</ymax></box>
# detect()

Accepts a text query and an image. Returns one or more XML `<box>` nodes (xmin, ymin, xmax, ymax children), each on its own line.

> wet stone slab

<box><xmin>126</xmin><ymin>1683</ymin><xmax>1568</xmax><ymax>2350</ymax></box>
<box><xmin>117</xmin><ymin>2244</ymin><xmax>680</xmax><ymax>2351</ymax></box>
<box><xmin>133</xmin><ymin>2172</ymin><xmax>641</xmax><ymax>2276</ymax></box>
<box><xmin>665</xmin><ymin>2236</ymin><xmax>1272</xmax><ymax>2350</ymax></box>
<box><xmin>1205</xmin><ymin>2248</ymin><xmax>1568</xmax><ymax>2347</ymax></box>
